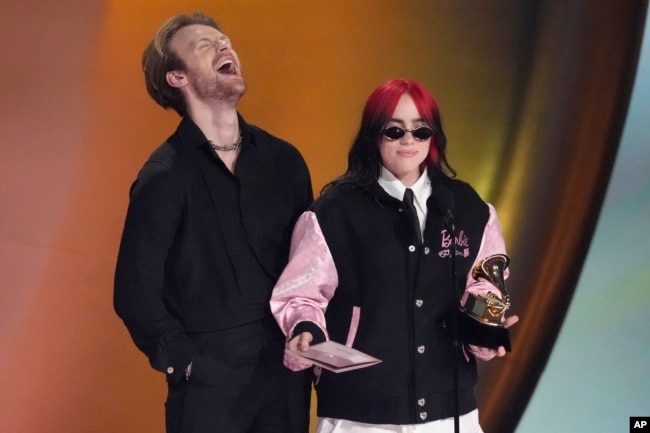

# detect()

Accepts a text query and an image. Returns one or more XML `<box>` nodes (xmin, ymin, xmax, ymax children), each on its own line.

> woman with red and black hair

<box><xmin>326</xmin><ymin>78</ymin><xmax>452</xmax><ymax>191</ymax></box>
<box><xmin>271</xmin><ymin>79</ymin><xmax>518</xmax><ymax>433</ymax></box>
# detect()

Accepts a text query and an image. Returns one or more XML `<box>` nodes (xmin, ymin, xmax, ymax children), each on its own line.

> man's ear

<box><xmin>166</xmin><ymin>70</ymin><xmax>186</xmax><ymax>88</ymax></box>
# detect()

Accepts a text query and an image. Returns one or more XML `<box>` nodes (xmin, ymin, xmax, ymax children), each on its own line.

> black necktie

<box><xmin>403</xmin><ymin>188</ymin><xmax>421</xmax><ymax>244</ymax></box>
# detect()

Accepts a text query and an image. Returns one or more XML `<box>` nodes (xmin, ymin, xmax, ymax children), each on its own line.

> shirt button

<box><xmin>415</xmin><ymin>299</ymin><xmax>423</xmax><ymax>307</ymax></box>
<box><xmin>408</xmin><ymin>245</ymin><xmax>416</xmax><ymax>252</ymax></box>
<box><xmin>420</xmin><ymin>412</ymin><xmax>428</xmax><ymax>420</ymax></box>
<box><xmin>418</xmin><ymin>398</ymin><xmax>426</xmax><ymax>406</ymax></box>
<box><xmin>166</xmin><ymin>366</ymin><xmax>174</xmax><ymax>374</ymax></box>
<box><xmin>417</xmin><ymin>345</ymin><xmax>425</xmax><ymax>354</ymax></box>
<box><xmin>424</xmin><ymin>247</ymin><xmax>430</xmax><ymax>255</ymax></box>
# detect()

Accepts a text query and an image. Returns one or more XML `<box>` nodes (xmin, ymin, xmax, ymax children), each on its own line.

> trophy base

<box><xmin>457</xmin><ymin>312</ymin><xmax>511</xmax><ymax>352</ymax></box>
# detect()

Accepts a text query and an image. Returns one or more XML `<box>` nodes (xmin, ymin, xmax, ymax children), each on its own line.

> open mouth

<box><xmin>216</xmin><ymin>59</ymin><xmax>237</xmax><ymax>75</ymax></box>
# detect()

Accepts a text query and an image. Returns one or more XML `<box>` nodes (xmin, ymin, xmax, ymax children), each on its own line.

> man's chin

<box><xmin>234</xmin><ymin>79</ymin><xmax>247</xmax><ymax>96</ymax></box>
<box><xmin>225</xmin><ymin>80</ymin><xmax>247</xmax><ymax>101</ymax></box>
<box><xmin>223</xmin><ymin>75</ymin><xmax>246</xmax><ymax>93</ymax></box>
<box><xmin>213</xmin><ymin>86</ymin><xmax>244</xmax><ymax>108</ymax></box>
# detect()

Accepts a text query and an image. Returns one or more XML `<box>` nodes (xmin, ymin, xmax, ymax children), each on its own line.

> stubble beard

<box><xmin>191</xmin><ymin>71</ymin><xmax>247</xmax><ymax>106</ymax></box>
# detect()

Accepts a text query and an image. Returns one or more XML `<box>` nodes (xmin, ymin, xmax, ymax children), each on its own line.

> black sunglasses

<box><xmin>382</xmin><ymin>126</ymin><xmax>434</xmax><ymax>141</ymax></box>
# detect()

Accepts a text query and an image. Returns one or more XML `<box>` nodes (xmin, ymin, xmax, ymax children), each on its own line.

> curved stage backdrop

<box><xmin>0</xmin><ymin>1</ymin><xmax>647</xmax><ymax>432</ymax></box>
<box><xmin>518</xmin><ymin>6</ymin><xmax>650</xmax><ymax>431</ymax></box>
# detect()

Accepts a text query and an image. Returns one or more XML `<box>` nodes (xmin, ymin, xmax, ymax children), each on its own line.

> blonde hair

<box><xmin>142</xmin><ymin>11</ymin><xmax>220</xmax><ymax>115</ymax></box>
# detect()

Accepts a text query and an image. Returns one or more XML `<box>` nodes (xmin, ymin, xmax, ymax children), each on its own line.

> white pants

<box><xmin>315</xmin><ymin>409</ymin><xmax>484</xmax><ymax>433</ymax></box>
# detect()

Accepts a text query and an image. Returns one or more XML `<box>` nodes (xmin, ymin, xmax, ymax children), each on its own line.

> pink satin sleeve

<box><xmin>462</xmin><ymin>203</ymin><xmax>509</xmax><ymax>303</ymax></box>
<box><xmin>270</xmin><ymin>211</ymin><xmax>338</xmax><ymax>370</ymax></box>
<box><xmin>461</xmin><ymin>204</ymin><xmax>509</xmax><ymax>361</ymax></box>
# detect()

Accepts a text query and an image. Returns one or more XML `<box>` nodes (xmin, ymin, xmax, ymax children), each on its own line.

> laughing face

<box><xmin>167</xmin><ymin>24</ymin><xmax>247</xmax><ymax>106</ymax></box>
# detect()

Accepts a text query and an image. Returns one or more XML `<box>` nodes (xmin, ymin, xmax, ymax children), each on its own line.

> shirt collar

<box><xmin>378</xmin><ymin>166</ymin><xmax>431</xmax><ymax>207</ymax></box>
<box><xmin>175</xmin><ymin>112</ymin><xmax>255</xmax><ymax>151</ymax></box>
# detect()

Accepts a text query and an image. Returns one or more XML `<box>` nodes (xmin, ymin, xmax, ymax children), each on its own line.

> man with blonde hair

<box><xmin>114</xmin><ymin>11</ymin><xmax>313</xmax><ymax>433</ymax></box>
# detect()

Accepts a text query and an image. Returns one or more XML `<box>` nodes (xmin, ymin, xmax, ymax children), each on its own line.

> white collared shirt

<box><xmin>316</xmin><ymin>409</ymin><xmax>483</xmax><ymax>433</ymax></box>
<box><xmin>377</xmin><ymin>166</ymin><xmax>432</xmax><ymax>239</ymax></box>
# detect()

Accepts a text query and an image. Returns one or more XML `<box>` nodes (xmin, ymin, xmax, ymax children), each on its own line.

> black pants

<box><xmin>165</xmin><ymin>319</ymin><xmax>312</xmax><ymax>433</ymax></box>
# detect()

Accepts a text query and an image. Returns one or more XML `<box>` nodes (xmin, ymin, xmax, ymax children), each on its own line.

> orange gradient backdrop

<box><xmin>1</xmin><ymin>1</ymin><xmax>645</xmax><ymax>432</ymax></box>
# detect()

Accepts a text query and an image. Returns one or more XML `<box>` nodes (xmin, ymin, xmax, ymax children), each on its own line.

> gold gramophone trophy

<box><xmin>458</xmin><ymin>254</ymin><xmax>512</xmax><ymax>351</ymax></box>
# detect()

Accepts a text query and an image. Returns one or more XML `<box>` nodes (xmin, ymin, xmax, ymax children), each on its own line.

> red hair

<box><xmin>362</xmin><ymin>79</ymin><xmax>443</xmax><ymax>166</ymax></box>
<box><xmin>322</xmin><ymin>78</ymin><xmax>454</xmax><ymax>193</ymax></box>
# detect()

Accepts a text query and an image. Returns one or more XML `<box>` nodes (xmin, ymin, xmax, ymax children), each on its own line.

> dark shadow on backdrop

<box><xmin>477</xmin><ymin>1</ymin><xmax>648</xmax><ymax>431</ymax></box>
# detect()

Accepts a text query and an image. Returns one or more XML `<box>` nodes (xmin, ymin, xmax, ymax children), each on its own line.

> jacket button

<box><xmin>408</xmin><ymin>245</ymin><xmax>416</xmax><ymax>252</ymax></box>
<box><xmin>415</xmin><ymin>299</ymin><xmax>423</xmax><ymax>307</ymax></box>
<box><xmin>420</xmin><ymin>412</ymin><xmax>428</xmax><ymax>420</ymax></box>
<box><xmin>166</xmin><ymin>366</ymin><xmax>174</xmax><ymax>374</ymax></box>
<box><xmin>417</xmin><ymin>345</ymin><xmax>425</xmax><ymax>354</ymax></box>
<box><xmin>418</xmin><ymin>398</ymin><xmax>426</xmax><ymax>406</ymax></box>
<box><xmin>424</xmin><ymin>247</ymin><xmax>430</xmax><ymax>255</ymax></box>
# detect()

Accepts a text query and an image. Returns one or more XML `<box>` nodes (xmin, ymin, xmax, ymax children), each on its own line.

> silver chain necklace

<box><xmin>209</xmin><ymin>131</ymin><xmax>242</xmax><ymax>152</ymax></box>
